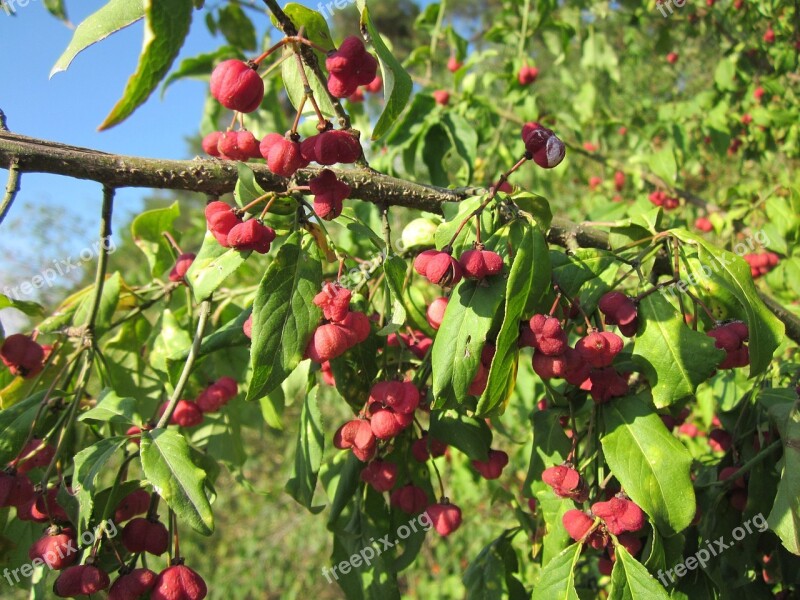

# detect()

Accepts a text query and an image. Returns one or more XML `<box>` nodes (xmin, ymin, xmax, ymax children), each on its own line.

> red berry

<box><xmin>695</xmin><ymin>217</ymin><xmax>713</xmax><ymax>232</ymax></box>
<box><xmin>542</xmin><ymin>465</ymin><xmax>588</xmax><ymax>502</ymax></box>
<box><xmin>108</xmin><ymin>568</ymin><xmax>157</xmax><ymax>600</ymax></box>
<box><xmin>326</xmin><ymin>36</ymin><xmax>379</xmax><ymax>98</ymax></box>
<box><xmin>195</xmin><ymin>385</ymin><xmax>227</xmax><ymax>414</ymax></box>
<box><xmin>0</xmin><ymin>471</ymin><xmax>34</xmax><ymax>507</ymax></box>
<box><xmin>614</xmin><ymin>170</ymin><xmax>625</xmax><ymax>191</ymax></box>
<box><xmin>54</xmin><ymin>564</ymin><xmax>110</xmax><ymax>597</ymax></box>
<box><xmin>591</xmin><ymin>496</ymin><xmax>645</xmax><ymax>535</ymax></box>
<box><xmin>215</xmin><ymin>376</ymin><xmax>238</xmax><ymax>400</ymax></box>
<box><xmin>360</xmin><ymin>460</ymin><xmax>398</xmax><ymax>492</ymax></box>
<box><xmin>432</xmin><ymin>90</ymin><xmax>450</xmax><ymax>106</ymax></box>
<box><xmin>447</xmin><ymin>56</ymin><xmax>463</xmax><ymax>72</ymax></box>
<box><xmin>305</xmin><ymin>324</ymin><xmax>352</xmax><ymax>363</ymax></box>
<box><xmin>29</xmin><ymin>528</ymin><xmax>78</xmax><ymax>570</ymax></box>
<box><xmin>334</xmin><ymin>419</ymin><xmax>377</xmax><ymax>462</ymax></box>
<box><xmin>338</xmin><ymin>310</ymin><xmax>371</xmax><ymax>345</ymax></box>
<box><xmin>754</xmin><ymin>86</ymin><xmax>765</xmax><ymax>102</ymax></box>
<box><xmin>369</xmin><ymin>407</ymin><xmax>406</xmax><ymax>439</ymax></box>
<box><xmin>390</xmin><ymin>485</ymin><xmax>428</xmax><ymax>514</ymax></box>
<box><xmin>1</xmin><ymin>334</ymin><xmax>45</xmax><ymax>378</ymax></box>
<box><xmin>575</xmin><ymin>331</ymin><xmax>623</xmax><ymax>368</ymax></box>
<box><xmin>114</xmin><ymin>489</ymin><xmax>150</xmax><ymax>523</ymax></box>
<box><xmin>369</xmin><ymin>380</ymin><xmax>420</xmax><ymax>414</ymax></box>
<box><xmin>666</xmin><ymin>52</ymin><xmax>679</xmax><ymax>64</ymax></box>
<box><xmin>562</xmin><ymin>509</ymin><xmax>595</xmax><ymax>542</ymax></box>
<box><xmin>532</xmin><ymin>352</ymin><xmax>568</xmax><ymax>379</ymax></box>
<box><xmin>426</xmin><ymin>501</ymin><xmax>462</xmax><ymax>536</ymax></box>
<box><xmin>301</xmin><ymin>130</ymin><xmax>362</xmax><ymax>166</ymax></box>
<box><xmin>204</xmin><ymin>201</ymin><xmax>241</xmax><ymax>247</ymax></box>
<box><xmin>364</xmin><ymin>75</ymin><xmax>382</xmax><ymax>93</ymax></box>
<box><xmin>471</xmin><ymin>449</ymin><xmax>509</xmax><ymax>480</ymax></box>
<box><xmin>529</xmin><ymin>314</ymin><xmax>568</xmax><ymax>356</ymax></box>
<box><xmin>459</xmin><ymin>249</ymin><xmax>503</xmax><ymax>279</ymax></box>
<box><xmin>763</xmin><ymin>28</ymin><xmax>775</xmax><ymax>43</ymax></box>
<box><xmin>587</xmin><ymin>368</ymin><xmax>629</xmax><ymax>404</ymax></box>
<box><xmin>243</xmin><ymin>314</ymin><xmax>253</xmax><ymax>339</ymax></box>
<box><xmin>210</xmin><ymin>59</ymin><xmax>264</xmax><ymax>113</ymax></box>
<box><xmin>598</xmin><ymin>292</ymin><xmax>638</xmax><ymax>330</ymax></box>
<box><xmin>169</xmin><ymin>253</ymin><xmax>195</xmax><ymax>283</ymax></box>
<box><xmin>427</xmin><ymin>297</ymin><xmax>448</xmax><ymax>330</ymax></box>
<box><xmin>310</xmin><ymin>169</ymin><xmax>351</xmax><ymax>220</ymax></box>
<box><xmin>314</xmin><ymin>282</ymin><xmax>352</xmax><ymax>323</ymax></box>
<box><xmin>28</xmin><ymin>486</ymin><xmax>70</xmax><ymax>522</ymax></box>
<box><xmin>411</xmin><ymin>433</ymin><xmax>447</xmax><ymax>462</ymax></box>
<box><xmin>518</xmin><ymin>65</ymin><xmax>539</xmax><ymax>85</ymax></box>
<box><xmin>151</xmin><ymin>565</ymin><xmax>207</xmax><ymax>600</ymax></box>
<box><xmin>414</xmin><ymin>249</ymin><xmax>463</xmax><ymax>287</ymax></box>
<box><xmin>201</xmin><ymin>132</ymin><xmax>223</xmax><ymax>157</ymax></box>
<box><xmin>122</xmin><ymin>518</ymin><xmax>170</xmax><ymax>555</ymax></box>
<box><xmin>521</xmin><ymin>122</ymin><xmax>566</xmax><ymax>169</ymax></box>
<box><xmin>709</xmin><ymin>429</ymin><xmax>733</xmax><ymax>453</ymax></box>
<box><xmin>12</xmin><ymin>438</ymin><xmax>56</xmax><ymax>474</ymax></box>
<box><xmin>259</xmin><ymin>133</ymin><xmax>309</xmax><ymax>177</ymax></box>
<box><xmin>227</xmin><ymin>219</ymin><xmax>276</xmax><ymax>254</ymax></box>
<box><xmin>164</xmin><ymin>400</ymin><xmax>203</xmax><ymax>427</ymax></box>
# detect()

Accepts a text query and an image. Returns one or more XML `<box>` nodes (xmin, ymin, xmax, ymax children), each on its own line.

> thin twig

<box><xmin>0</xmin><ymin>158</ymin><xmax>20</xmax><ymax>225</ymax></box>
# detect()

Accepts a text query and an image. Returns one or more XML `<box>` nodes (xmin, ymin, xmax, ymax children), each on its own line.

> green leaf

<box><xmin>99</xmin><ymin>0</ymin><xmax>193</xmax><ymax>130</ymax></box>
<box><xmin>648</xmin><ymin>145</ymin><xmax>678</xmax><ymax>184</ymax></box>
<box><xmin>672</xmin><ymin>229</ymin><xmax>785</xmax><ymax>376</ymax></box>
<box><xmin>162</xmin><ymin>46</ymin><xmax>241</xmax><ymax>93</ymax></box>
<box><xmin>610</xmin><ymin>546</ymin><xmax>670</xmax><ymax>600</ymax></box>
<box><xmin>767</xmin><ymin>402</ymin><xmax>800</xmax><ymax>554</ymax></box>
<box><xmin>356</xmin><ymin>0</ymin><xmax>413</xmax><ymax>140</ymax></box>
<box><xmin>478</xmin><ymin>220</ymin><xmax>547</xmax><ymax>416</ymax></box>
<box><xmin>51</xmin><ymin>0</ymin><xmax>145</xmax><ymax>77</ymax></box>
<box><xmin>431</xmin><ymin>278</ymin><xmax>506</xmax><ymax>407</ymax></box>
<box><xmin>329</xmin><ymin>330</ymin><xmax>379</xmax><ymax>410</ymax></box>
<box><xmin>185</xmin><ymin>231</ymin><xmax>251</xmax><ymax>303</ymax></box>
<box><xmin>73</xmin><ymin>437</ymin><xmax>128</xmax><ymax>538</ymax></box>
<box><xmin>601</xmin><ymin>393</ymin><xmax>696</xmax><ymax>537</ymax></box>
<box><xmin>439</xmin><ymin>112</ymin><xmax>478</xmax><ymax>184</ymax></box>
<box><xmin>43</xmin><ymin>0</ymin><xmax>68</xmax><ymax>21</ymax></box>
<box><xmin>550</xmin><ymin>248</ymin><xmax>617</xmax><ymax>299</ymax></box>
<box><xmin>0</xmin><ymin>294</ymin><xmax>44</xmax><ymax>318</ymax></box>
<box><xmin>140</xmin><ymin>428</ymin><xmax>214</xmax><ymax>535</ymax></box>
<box><xmin>0</xmin><ymin>393</ymin><xmax>44</xmax><ymax>465</ymax></box>
<box><xmin>285</xmin><ymin>387</ymin><xmax>326</xmax><ymax>512</ymax></box>
<box><xmin>78</xmin><ymin>388</ymin><xmax>140</xmax><ymax>426</ymax></box>
<box><xmin>524</xmin><ymin>411</ymin><xmax>572</xmax><ymax>493</ymax></box>
<box><xmin>130</xmin><ymin>202</ymin><xmax>180</xmax><ymax>278</ymax></box>
<box><xmin>531</xmin><ymin>542</ymin><xmax>581</xmax><ymax>600</ymax></box>
<box><xmin>149</xmin><ymin>309</ymin><xmax>192</xmax><ymax>378</ymax></box>
<box><xmin>631</xmin><ymin>292</ymin><xmax>724</xmax><ymax>408</ymax></box>
<box><xmin>277</xmin><ymin>4</ymin><xmax>337</xmax><ymax>118</ymax></box>
<box><xmin>72</xmin><ymin>272</ymin><xmax>122</xmax><ymax>339</ymax></box>
<box><xmin>463</xmin><ymin>530</ymin><xmax>522</xmax><ymax>600</ymax></box>
<box><xmin>429</xmin><ymin>409</ymin><xmax>491</xmax><ymax>461</ymax></box>
<box><xmin>378</xmin><ymin>254</ymin><xmax>408</xmax><ymax>335</ymax></box>
<box><xmin>247</xmin><ymin>233</ymin><xmax>322</xmax><ymax>401</ymax></box>
<box><xmin>217</xmin><ymin>4</ymin><xmax>256</xmax><ymax>50</ymax></box>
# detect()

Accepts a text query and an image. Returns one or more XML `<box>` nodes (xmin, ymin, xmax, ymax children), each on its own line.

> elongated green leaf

<box><xmin>51</xmin><ymin>0</ymin><xmax>145</xmax><ymax>76</ymax></box>
<box><xmin>429</xmin><ymin>409</ymin><xmax>491</xmax><ymax>461</ymax></box>
<box><xmin>43</xmin><ymin>0</ymin><xmax>68</xmax><ymax>21</ymax></box>
<box><xmin>72</xmin><ymin>272</ymin><xmax>122</xmax><ymax>338</ymax></box>
<box><xmin>531</xmin><ymin>542</ymin><xmax>581</xmax><ymax>600</ymax></box>
<box><xmin>99</xmin><ymin>0</ymin><xmax>193</xmax><ymax>129</ymax></box>
<box><xmin>356</xmin><ymin>0</ymin><xmax>413</xmax><ymax>140</ymax></box>
<box><xmin>631</xmin><ymin>293</ymin><xmax>724</xmax><ymax>408</ymax></box>
<box><xmin>550</xmin><ymin>248</ymin><xmax>617</xmax><ymax>299</ymax></box>
<box><xmin>285</xmin><ymin>387</ymin><xmax>325</xmax><ymax>512</ymax></box>
<box><xmin>140</xmin><ymin>428</ymin><xmax>214</xmax><ymax>535</ymax></box>
<box><xmin>186</xmin><ymin>231</ymin><xmax>251</xmax><ymax>302</ymax></box>
<box><xmin>379</xmin><ymin>254</ymin><xmax>408</xmax><ymax>335</ymax></box>
<box><xmin>610</xmin><ymin>546</ymin><xmax>671</xmax><ymax>600</ymax></box>
<box><xmin>277</xmin><ymin>4</ymin><xmax>337</xmax><ymax>118</ymax></box>
<box><xmin>131</xmin><ymin>202</ymin><xmax>180</xmax><ymax>278</ymax></box>
<box><xmin>478</xmin><ymin>220</ymin><xmax>546</xmax><ymax>416</ymax></box>
<box><xmin>73</xmin><ymin>437</ymin><xmax>128</xmax><ymax>537</ymax></box>
<box><xmin>0</xmin><ymin>294</ymin><xmax>44</xmax><ymax>317</ymax></box>
<box><xmin>672</xmin><ymin>229</ymin><xmax>784</xmax><ymax>376</ymax></box>
<box><xmin>0</xmin><ymin>393</ymin><xmax>44</xmax><ymax>465</ymax></box>
<box><xmin>601</xmin><ymin>393</ymin><xmax>695</xmax><ymax>537</ymax></box>
<box><xmin>217</xmin><ymin>4</ymin><xmax>256</xmax><ymax>50</ymax></box>
<box><xmin>463</xmin><ymin>531</ymin><xmax>522</xmax><ymax>600</ymax></box>
<box><xmin>431</xmin><ymin>278</ymin><xmax>506</xmax><ymax>407</ymax></box>
<box><xmin>247</xmin><ymin>233</ymin><xmax>322</xmax><ymax>401</ymax></box>
<box><xmin>79</xmin><ymin>388</ymin><xmax>139</xmax><ymax>426</ymax></box>
<box><xmin>767</xmin><ymin>402</ymin><xmax>800</xmax><ymax>554</ymax></box>
<box><xmin>439</xmin><ymin>112</ymin><xmax>478</xmax><ymax>184</ymax></box>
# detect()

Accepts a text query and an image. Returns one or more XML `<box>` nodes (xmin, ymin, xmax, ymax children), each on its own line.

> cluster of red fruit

<box><xmin>305</xmin><ymin>282</ymin><xmax>370</xmax><ymax>362</ymax></box>
<box><xmin>334</xmin><ymin>379</ymin><xmax>510</xmax><ymax>536</ymax></box>
<box><xmin>648</xmin><ymin>189</ymin><xmax>680</xmax><ymax>210</ymax></box>
<box><xmin>707</xmin><ymin>321</ymin><xmax>750</xmax><ymax>369</ymax></box>
<box><xmin>1</xmin><ymin>333</ymin><xmax>47</xmax><ymax>378</ymax></box>
<box><xmin>413</xmin><ymin>246</ymin><xmax>504</xmax><ymax>287</ymax></box>
<box><xmin>205</xmin><ymin>201</ymin><xmax>276</xmax><ymax>254</ymax></box>
<box><xmin>744</xmin><ymin>251</ymin><xmax>780</xmax><ymax>278</ymax></box>
<box><xmin>155</xmin><ymin>376</ymin><xmax>238</xmax><ymax>428</ymax></box>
